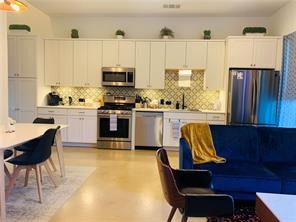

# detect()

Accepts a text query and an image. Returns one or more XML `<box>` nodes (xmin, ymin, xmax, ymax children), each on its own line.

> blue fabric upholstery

<box><xmin>179</xmin><ymin>125</ymin><xmax>296</xmax><ymax>200</ymax></box>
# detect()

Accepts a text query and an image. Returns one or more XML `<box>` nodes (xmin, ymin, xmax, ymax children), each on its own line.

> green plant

<box><xmin>9</xmin><ymin>24</ymin><xmax>31</xmax><ymax>32</ymax></box>
<box><xmin>203</xmin><ymin>30</ymin><xmax>211</xmax><ymax>39</ymax></box>
<box><xmin>160</xmin><ymin>27</ymin><xmax>174</xmax><ymax>38</ymax></box>
<box><xmin>115</xmin><ymin>29</ymin><xmax>125</xmax><ymax>36</ymax></box>
<box><xmin>71</xmin><ymin>29</ymin><xmax>79</xmax><ymax>38</ymax></box>
<box><xmin>243</xmin><ymin>27</ymin><xmax>267</xmax><ymax>35</ymax></box>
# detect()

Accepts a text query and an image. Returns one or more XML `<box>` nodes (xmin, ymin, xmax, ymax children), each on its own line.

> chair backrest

<box><xmin>29</xmin><ymin>126</ymin><xmax>60</xmax><ymax>164</ymax></box>
<box><xmin>33</xmin><ymin>117</ymin><xmax>55</xmax><ymax>124</ymax></box>
<box><xmin>156</xmin><ymin>148</ymin><xmax>185</xmax><ymax>208</ymax></box>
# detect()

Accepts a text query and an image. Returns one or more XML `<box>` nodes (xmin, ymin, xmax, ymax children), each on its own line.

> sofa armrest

<box><xmin>174</xmin><ymin>169</ymin><xmax>212</xmax><ymax>189</ymax></box>
<box><xmin>179</xmin><ymin>138</ymin><xmax>194</xmax><ymax>169</ymax></box>
<box><xmin>184</xmin><ymin>194</ymin><xmax>234</xmax><ymax>217</ymax></box>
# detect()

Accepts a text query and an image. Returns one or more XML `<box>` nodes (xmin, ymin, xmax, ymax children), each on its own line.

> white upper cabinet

<box><xmin>8</xmin><ymin>36</ymin><xmax>36</xmax><ymax>78</ymax></box>
<box><xmin>204</xmin><ymin>41</ymin><xmax>225</xmax><ymax>90</ymax></box>
<box><xmin>165</xmin><ymin>41</ymin><xmax>207</xmax><ymax>69</ymax></box>
<box><xmin>102</xmin><ymin>40</ymin><xmax>135</xmax><ymax>67</ymax></box>
<box><xmin>227</xmin><ymin>37</ymin><xmax>279</xmax><ymax>69</ymax></box>
<box><xmin>74</xmin><ymin>40</ymin><xmax>102</xmax><ymax>87</ymax></box>
<box><xmin>135</xmin><ymin>41</ymin><xmax>165</xmax><ymax>89</ymax></box>
<box><xmin>45</xmin><ymin>40</ymin><xmax>73</xmax><ymax>86</ymax></box>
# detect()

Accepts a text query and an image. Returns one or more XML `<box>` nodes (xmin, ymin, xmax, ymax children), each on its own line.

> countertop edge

<box><xmin>37</xmin><ymin>105</ymin><xmax>99</xmax><ymax>110</ymax></box>
<box><xmin>132</xmin><ymin>108</ymin><xmax>226</xmax><ymax>114</ymax></box>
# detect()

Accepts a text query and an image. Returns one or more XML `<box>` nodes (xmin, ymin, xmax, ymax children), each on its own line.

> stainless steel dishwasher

<box><xmin>135</xmin><ymin>112</ymin><xmax>163</xmax><ymax>147</ymax></box>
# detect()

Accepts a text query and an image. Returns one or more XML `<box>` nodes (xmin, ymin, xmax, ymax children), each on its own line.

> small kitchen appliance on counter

<box><xmin>47</xmin><ymin>92</ymin><xmax>61</xmax><ymax>106</ymax></box>
<box><xmin>97</xmin><ymin>95</ymin><xmax>135</xmax><ymax>150</ymax></box>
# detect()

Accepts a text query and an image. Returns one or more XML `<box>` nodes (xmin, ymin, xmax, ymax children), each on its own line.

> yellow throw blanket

<box><xmin>181</xmin><ymin>123</ymin><xmax>226</xmax><ymax>164</ymax></box>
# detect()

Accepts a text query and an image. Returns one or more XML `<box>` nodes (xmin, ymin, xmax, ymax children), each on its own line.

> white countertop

<box><xmin>38</xmin><ymin>105</ymin><xmax>99</xmax><ymax>110</ymax></box>
<box><xmin>132</xmin><ymin>108</ymin><xmax>225</xmax><ymax>114</ymax></box>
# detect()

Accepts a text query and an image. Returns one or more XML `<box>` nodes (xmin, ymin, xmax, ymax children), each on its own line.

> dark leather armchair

<box><xmin>156</xmin><ymin>148</ymin><xmax>234</xmax><ymax>222</ymax></box>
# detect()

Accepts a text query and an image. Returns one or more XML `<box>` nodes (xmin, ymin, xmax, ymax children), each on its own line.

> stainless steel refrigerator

<box><xmin>227</xmin><ymin>69</ymin><xmax>280</xmax><ymax>126</ymax></box>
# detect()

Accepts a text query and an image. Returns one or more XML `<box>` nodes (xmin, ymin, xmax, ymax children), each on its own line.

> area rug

<box><xmin>6</xmin><ymin>166</ymin><xmax>96</xmax><ymax>222</ymax></box>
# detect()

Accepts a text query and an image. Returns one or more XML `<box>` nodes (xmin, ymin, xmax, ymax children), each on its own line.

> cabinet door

<box><xmin>102</xmin><ymin>40</ymin><xmax>118</xmax><ymax>67</ymax></box>
<box><xmin>150</xmin><ymin>42</ymin><xmax>165</xmax><ymax>89</ymax></box>
<box><xmin>8</xmin><ymin>37</ymin><xmax>18</xmax><ymax>78</ymax></box>
<box><xmin>67</xmin><ymin>116</ymin><xmax>82</xmax><ymax>143</ymax></box>
<box><xmin>8</xmin><ymin>78</ymin><xmax>18</xmax><ymax>120</ymax></box>
<box><xmin>118</xmin><ymin>41</ymin><xmax>135</xmax><ymax>67</ymax></box>
<box><xmin>73</xmin><ymin>41</ymin><xmax>87</xmax><ymax>86</ymax></box>
<box><xmin>59</xmin><ymin>40</ymin><xmax>73</xmax><ymax>86</ymax></box>
<box><xmin>228</xmin><ymin>39</ymin><xmax>253</xmax><ymax>68</ymax></box>
<box><xmin>135</xmin><ymin>42</ymin><xmax>150</xmax><ymax>88</ymax></box>
<box><xmin>87</xmin><ymin>41</ymin><xmax>102</xmax><ymax>87</ymax></box>
<box><xmin>82</xmin><ymin>116</ymin><xmax>97</xmax><ymax>143</ymax></box>
<box><xmin>204</xmin><ymin>41</ymin><xmax>225</xmax><ymax>90</ymax></box>
<box><xmin>45</xmin><ymin>40</ymin><xmax>59</xmax><ymax>86</ymax></box>
<box><xmin>163</xmin><ymin>118</ymin><xmax>180</xmax><ymax>147</ymax></box>
<box><xmin>186</xmin><ymin>41</ymin><xmax>207</xmax><ymax>69</ymax></box>
<box><xmin>165</xmin><ymin>42</ymin><xmax>186</xmax><ymax>69</ymax></box>
<box><xmin>253</xmin><ymin>38</ymin><xmax>277</xmax><ymax>69</ymax></box>
<box><xmin>17</xmin><ymin>37</ymin><xmax>36</xmax><ymax>78</ymax></box>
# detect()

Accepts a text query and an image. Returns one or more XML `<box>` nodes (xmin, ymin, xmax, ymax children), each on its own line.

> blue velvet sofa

<box><xmin>179</xmin><ymin>125</ymin><xmax>296</xmax><ymax>200</ymax></box>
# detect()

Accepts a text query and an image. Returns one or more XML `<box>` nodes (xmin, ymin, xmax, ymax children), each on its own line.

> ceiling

<box><xmin>26</xmin><ymin>0</ymin><xmax>291</xmax><ymax>17</ymax></box>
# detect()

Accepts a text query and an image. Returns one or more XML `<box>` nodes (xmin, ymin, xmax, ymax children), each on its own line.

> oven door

<box><xmin>97</xmin><ymin>114</ymin><xmax>131</xmax><ymax>142</ymax></box>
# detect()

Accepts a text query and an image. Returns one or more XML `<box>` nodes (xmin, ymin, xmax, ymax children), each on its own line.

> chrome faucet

<box><xmin>182</xmin><ymin>93</ymin><xmax>187</xmax><ymax>110</ymax></box>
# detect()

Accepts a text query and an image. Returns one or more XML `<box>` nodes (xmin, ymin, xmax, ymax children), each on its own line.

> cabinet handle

<box><xmin>78</xmin><ymin>112</ymin><xmax>85</xmax><ymax>114</ymax></box>
<box><xmin>48</xmin><ymin>110</ymin><xmax>54</xmax><ymax>113</ymax></box>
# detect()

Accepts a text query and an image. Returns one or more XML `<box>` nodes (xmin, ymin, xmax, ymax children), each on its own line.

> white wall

<box><xmin>270</xmin><ymin>1</ymin><xmax>296</xmax><ymax>36</ymax></box>
<box><xmin>7</xmin><ymin>0</ymin><xmax>53</xmax><ymax>36</ymax></box>
<box><xmin>51</xmin><ymin>16</ymin><xmax>271</xmax><ymax>39</ymax></box>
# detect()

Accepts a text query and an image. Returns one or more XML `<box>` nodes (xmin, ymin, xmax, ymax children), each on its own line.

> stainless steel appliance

<box><xmin>97</xmin><ymin>95</ymin><xmax>135</xmax><ymax>149</ymax></box>
<box><xmin>228</xmin><ymin>69</ymin><xmax>280</xmax><ymax>126</ymax></box>
<box><xmin>135</xmin><ymin>112</ymin><xmax>163</xmax><ymax>147</ymax></box>
<box><xmin>102</xmin><ymin>67</ymin><xmax>135</xmax><ymax>87</ymax></box>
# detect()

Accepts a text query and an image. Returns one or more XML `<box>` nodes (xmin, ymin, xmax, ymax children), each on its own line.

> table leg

<box><xmin>55</xmin><ymin>130</ymin><xmax>65</xmax><ymax>177</ymax></box>
<box><xmin>0</xmin><ymin>150</ymin><xmax>6</xmax><ymax>222</ymax></box>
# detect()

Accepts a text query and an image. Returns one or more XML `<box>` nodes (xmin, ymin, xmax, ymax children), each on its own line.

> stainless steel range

<box><xmin>97</xmin><ymin>95</ymin><xmax>135</xmax><ymax>150</ymax></box>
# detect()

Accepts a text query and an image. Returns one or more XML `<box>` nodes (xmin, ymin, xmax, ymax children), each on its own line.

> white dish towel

<box><xmin>171</xmin><ymin>120</ymin><xmax>180</xmax><ymax>138</ymax></box>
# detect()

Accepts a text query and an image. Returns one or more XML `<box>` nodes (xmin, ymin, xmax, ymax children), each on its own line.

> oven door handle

<box><xmin>98</xmin><ymin>114</ymin><xmax>132</xmax><ymax>118</ymax></box>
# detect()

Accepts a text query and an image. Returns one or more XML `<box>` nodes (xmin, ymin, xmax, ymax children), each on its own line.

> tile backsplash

<box><xmin>52</xmin><ymin>70</ymin><xmax>220</xmax><ymax>110</ymax></box>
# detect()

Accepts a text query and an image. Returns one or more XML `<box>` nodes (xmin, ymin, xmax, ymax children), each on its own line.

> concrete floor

<box><xmin>49</xmin><ymin>147</ymin><xmax>206</xmax><ymax>222</ymax></box>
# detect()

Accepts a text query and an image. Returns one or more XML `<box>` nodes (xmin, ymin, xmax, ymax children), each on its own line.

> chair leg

<box><xmin>6</xmin><ymin>166</ymin><xmax>22</xmax><ymax>201</ymax></box>
<box><xmin>48</xmin><ymin>157</ymin><xmax>57</xmax><ymax>172</ymax></box>
<box><xmin>44</xmin><ymin>162</ymin><xmax>57</xmax><ymax>187</ymax></box>
<box><xmin>181</xmin><ymin>214</ymin><xmax>188</xmax><ymax>222</ymax></box>
<box><xmin>167</xmin><ymin>207</ymin><xmax>177</xmax><ymax>222</ymax></box>
<box><xmin>24</xmin><ymin>168</ymin><xmax>31</xmax><ymax>187</ymax></box>
<box><xmin>34</xmin><ymin>165</ymin><xmax>43</xmax><ymax>203</ymax></box>
<box><xmin>39</xmin><ymin>165</ymin><xmax>43</xmax><ymax>184</ymax></box>
<box><xmin>4</xmin><ymin>164</ymin><xmax>11</xmax><ymax>179</ymax></box>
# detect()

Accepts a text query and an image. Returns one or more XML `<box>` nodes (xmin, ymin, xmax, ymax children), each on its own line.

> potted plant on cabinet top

<box><xmin>71</xmin><ymin>29</ymin><xmax>79</xmax><ymax>38</ymax></box>
<box><xmin>160</xmin><ymin>27</ymin><xmax>174</xmax><ymax>39</ymax></box>
<box><xmin>115</xmin><ymin>29</ymin><xmax>125</xmax><ymax>39</ymax></box>
<box><xmin>243</xmin><ymin>27</ymin><xmax>267</xmax><ymax>36</ymax></box>
<box><xmin>203</xmin><ymin>30</ymin><xmax>211</xmax><ymax>39</ymax></box>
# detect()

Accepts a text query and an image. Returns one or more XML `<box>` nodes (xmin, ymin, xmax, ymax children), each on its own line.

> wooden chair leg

<box><xmin>4</xmin><ymin>164</ymin><xmax>11</xmax><ymax>179</ymax></box>
<box><xmin>48</xmin><ymin>157</ymin><xmax>57</xmax><ymax>172</ymax></box>
<box><xmin>44</xmin><ymin>162</ymin><xmax>57</xmax><ymax>187</ymax></box>
<box><xmin>24</xmin><ymin>168</ymin><xmax>31</xmax><ymax>187</ymax></box>
<box><xmin>6</xmin><ymin>166</ymin><xmax>22</xmax><ymax>200</ymax></box>
<box><xmin>39</xmin><ymin>165</ymin><xmax>43</xmax><ymax>184</ymax></box>
<box><xmin>34</xmin><ymin>165</ymin><xmax>43</xmax><ymax>203</ymax></box>
<box><xmin>167</xmin><ymin>207</ymin><xmax>177</xmax><ymax>222</ymax></box>
<box><xmin>181</xmin><ymin>214</ymin><xmax>188</xmax><ymax>222</ymax></box>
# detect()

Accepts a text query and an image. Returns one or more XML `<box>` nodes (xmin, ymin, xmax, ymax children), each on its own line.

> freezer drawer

<box><xmin>135</xmin><ymin>112</ymin><xmax>163</xmax><ymax>147</ymax></box>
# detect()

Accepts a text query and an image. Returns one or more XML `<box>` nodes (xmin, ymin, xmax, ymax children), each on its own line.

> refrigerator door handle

<box><xmin>251</xmin><ymin>76</ymin><xmax>257</xmax><ymax>123</ymax></box>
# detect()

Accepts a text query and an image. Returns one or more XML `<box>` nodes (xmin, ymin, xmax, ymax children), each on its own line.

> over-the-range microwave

<box><xmin>101</xmin><ymin>67</ymin><xmax>135</xmax><ymax>87</ymax></box>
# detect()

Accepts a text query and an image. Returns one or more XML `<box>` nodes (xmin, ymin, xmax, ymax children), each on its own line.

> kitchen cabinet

<box><xmin>102</xmin><ymin>40</ymin><xmax>135</xmax><ymax>67</ymax></box>
<box><xmin>162</xmin><ymin>112</ymin><xmax>226</xmax><ymax>147</ymax></box>
<box><xmin>8</xmin><ymin>36</ymin><xmax>36</xmax><ymax>78</ymax></box>
<box><xmin>204</xmin><ymin>41</ymin><xmax>225</xmax><ymax>90</ymax></box>
<box><xmin>45</xmin><ymin>39</ymin><xmax>73</xmax><ymax>86</ymax></box>
<box><xmin>8</xmin><ymin>78</ymin><xmax>36</xmax><ymax>123</ymax></box>
<box><xmin>135</xmin><ymin>41</ymin><xmax>165</xmax><ymax>89</ymax></box>
<box><xmin>228</xmin><ymin>37</ymin><xmax>279</xmax><ymax>69</ymax></box>
<box><xmin>67</xmin><ymin>109</ymin><xmax>97</xmax><ymax>143</ymax></box>
<box><xmin>165</xmin><ymin>41</ymin><xmax>207</xmax><ymax>69</ymax></box>
<box><xmin>73</xmin><ymin>40</ymin><xmax>102</xmax><ymax>87</ymax></box>
<box><xmin>37</xmin><ymin>108</ymin><xmax>68</xmax><ymax>142</ymax></box>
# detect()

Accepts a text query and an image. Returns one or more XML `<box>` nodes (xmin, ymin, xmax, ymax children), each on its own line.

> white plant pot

<box><xmin>116</xmin><ymin>35</ymin><xmax>124</xmax><ymax>39</ymax></box>
<box><xmin>162</xmin><ymin>35</ymin><xmax>169</xmax><ymax>39</ymax></box>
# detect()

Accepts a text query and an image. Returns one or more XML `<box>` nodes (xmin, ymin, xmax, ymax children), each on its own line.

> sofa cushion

<box><xmin>198</xmin><ymin>161</ymin><xmax>281</xmax><ymax>193</ymax></box>
<box><xmin>264</xmin><ymin>163</ymin><xmax>296</xmax><ymax>194</ymax></box>
<box><xmin>210</xmin><ymin>125</ymin><xmax>259</xmax><ymax>162</ymax></box>
<box><xmin>258</xmin><ymin>127</ymin><xmax>296</xmax><ymax>163</ymax></box>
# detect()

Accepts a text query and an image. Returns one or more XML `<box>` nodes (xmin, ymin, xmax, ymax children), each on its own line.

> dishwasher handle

<box><xmin>135</xmin><ymin>112</ymin><xmax>163</xmax><ymax>118</ymax></box>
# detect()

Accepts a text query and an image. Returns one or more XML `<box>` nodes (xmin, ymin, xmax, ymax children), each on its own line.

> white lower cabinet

<box><xmin>67</xmin><ymin>109</ymin><xmax>97</xmax><ymax>144</ymax></box>
<box><xmin>163</xmin><ymin>112</ymin><xmax>226</xmax><ymax>147</ymax></box>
